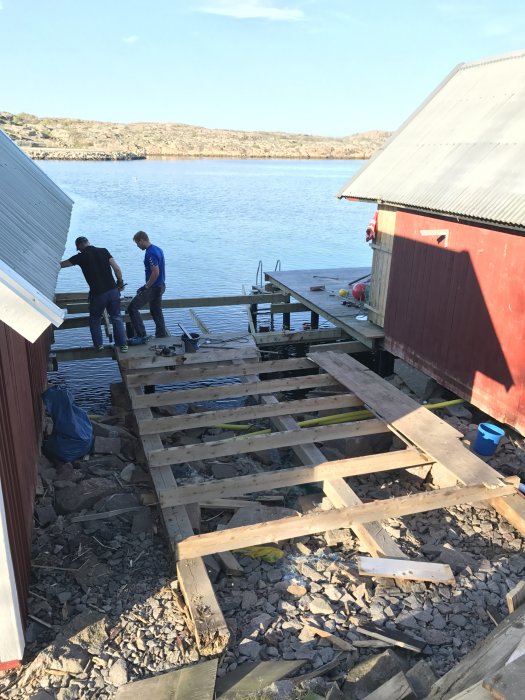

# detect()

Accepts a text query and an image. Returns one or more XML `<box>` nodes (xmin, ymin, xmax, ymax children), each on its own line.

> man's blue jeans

<box><xmin>127</xmin><ymin>283</ymin><xmax>168</xmax><ymax>337</ymax></box>
<box><xmin>89</xmin><ymin>288</ymin><xmax>127</xmax><ymax>347</ymax></box>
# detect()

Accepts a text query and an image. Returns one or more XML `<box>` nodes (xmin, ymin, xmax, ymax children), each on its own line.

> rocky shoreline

<box><xmin>1</xmin><ymin>112</ymin><xmax>391</xmax><ymax>161</ymax></box>
<box><xmin>1</xmin><ymin>372</ymin><xmax>524</xmax><ymax>699</ymax></box>
<box><xmin>24</xmin><ymin>149</ymin><xmax>145</xmax><ymax>161</ymax></box>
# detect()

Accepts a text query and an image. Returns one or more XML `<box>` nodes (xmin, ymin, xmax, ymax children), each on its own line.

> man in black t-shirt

<box><xmin>60</xmin><ymin>236</ymin><xmax>128</xmax><ymax>352</ymax></box>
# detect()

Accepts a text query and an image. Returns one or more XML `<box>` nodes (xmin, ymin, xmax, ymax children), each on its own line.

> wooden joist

<box><xmin>127</xmin><ymin>356</ymin><xmax>316</xmax><ymax>387</ymax></box>
<box><xmin>253</xmin><ymin>327</ymin><xmax>342</xmax><ymax>346</ymax></box>
<box><xmin>122</xmin><ymin>346</ymin><xmax>259</xmax><ymax>371</ymax></box>
<box><xmin>148</xmin><ymin>418</ymin><xmax>389</xmax><ymax>467</ymax></box>
<box><xmin>130</xmin><ymin>388</ymin><xmax>229</xmax><ymax>655</ymax></box>
<box><xmin>158</xmin><ymin>448</ymin><xmax>431</xmax><ymax>508</ymax></box>
<box><xmin>175</xmin><ymin>478</ymin><xmax>518</xmax><ymax>560</ymax></box>
<box><xmin>309</xmin><ymin>352</ymin><xmax>525</xmax><ymax>536</ymax></box>
<box><xmin>132</xmin><ymin>373</ymin><xmax>341</xmax><ymax>409</ymax></box>
<box><xmin>138</xmin><ymin>393</ymin><xmax>362</xmax><ymax>435</ymax></box>
<box><xmin>59</xmin><ymin>292</ymin><xmax>289</xmax><ymax>313</ymax></box>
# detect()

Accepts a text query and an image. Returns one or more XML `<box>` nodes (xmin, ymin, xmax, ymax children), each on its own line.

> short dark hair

<box><xmin>75</xmin><ymin>236</ymin><xmax>89</xmax><ymax>249</ymax></box>
<box><xmin>133</xmin><ymin>231</ymin><xmax>149</xmax><ymax>243</ymax></box>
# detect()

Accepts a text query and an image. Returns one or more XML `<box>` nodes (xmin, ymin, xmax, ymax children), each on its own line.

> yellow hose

<box><xmin>214</xmin><ymin>398</ymin><xmax>465</xmax><ymax>436</ymax></box>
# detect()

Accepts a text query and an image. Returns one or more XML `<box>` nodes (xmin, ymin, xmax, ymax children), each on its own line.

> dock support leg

<box><xmin>310</xmin><ymin>311</ymin><xmax>319</xmax><ymax>330</ymax></box>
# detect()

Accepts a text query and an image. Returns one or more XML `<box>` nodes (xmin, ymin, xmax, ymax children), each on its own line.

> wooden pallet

<box><xmin>119</xmin><ymin>349</ymin><xmax>524</xmax><ymax>655</ymax></box>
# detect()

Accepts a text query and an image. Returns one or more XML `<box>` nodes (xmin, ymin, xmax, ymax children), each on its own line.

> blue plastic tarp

<box><xmin>42</xmin><ymin>385</ymin><xmax>93</xmax><ymax>463</ymax></box>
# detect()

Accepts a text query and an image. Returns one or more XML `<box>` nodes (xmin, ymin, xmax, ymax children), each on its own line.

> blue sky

<box><xmin>0</xmin><ymin>1</ymin><xmax>524</xmax><ymax>136</ymax></box>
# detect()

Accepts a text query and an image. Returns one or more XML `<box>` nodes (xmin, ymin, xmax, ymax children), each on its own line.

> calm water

<box><xmin>42</xmin><ymin>159</ymin><xmax>375</xmax><ymax>411</ymax></box>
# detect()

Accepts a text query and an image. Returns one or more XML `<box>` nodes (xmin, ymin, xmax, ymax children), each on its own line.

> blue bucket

<box><xmin>472</xmin><ymin>422</ymin><xmax>505</xmax><ymax>456</ymax></box>
<box><xmin>181</xmin><ymin>332</ymin><xmax>200</xmax><ymax>353</ymax></box>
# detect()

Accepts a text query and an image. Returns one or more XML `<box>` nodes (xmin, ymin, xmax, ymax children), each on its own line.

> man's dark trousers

<box><xmin>89</xmin><ymin>288</ymin><xmax>127</xmax><ymax>347</ymax></box>
<box><xmin>127</xmin><ymin>283</ymin><xmax>168</xmax><ymax>338</ymax></box>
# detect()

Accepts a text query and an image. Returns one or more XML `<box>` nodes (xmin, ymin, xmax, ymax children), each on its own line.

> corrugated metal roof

<box><xmin>338</xmin><ymin>50</ymin><xmax>525</xmax><ymax>228</ymax></box>
<box><xmin>0</xmin><ymin>130</ymin><xmax>73</xmax><ymax>301</ymax></box>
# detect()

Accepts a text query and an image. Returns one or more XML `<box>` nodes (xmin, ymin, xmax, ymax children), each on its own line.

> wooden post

<box><xmin>310</xmin><ymin>311</ymin><xmax>319</xmax><ymax>330</ymax></box>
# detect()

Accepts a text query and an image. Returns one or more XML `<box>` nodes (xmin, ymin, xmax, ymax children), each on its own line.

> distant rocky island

<box><xmin>0</xmin><ymin>112</ymin><xmax>391</xmax><ymax>161</ymax></box>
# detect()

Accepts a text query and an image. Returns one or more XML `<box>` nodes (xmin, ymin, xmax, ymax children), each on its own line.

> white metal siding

<box><xmin>0</xmin><ymin>130</ymin><xmax>73</xmax><ymax>301</ymax></box>
<box><xmin>338</xmin><ymin>50</ymin><xmax>525</xmax><ymax>228</ymax></box>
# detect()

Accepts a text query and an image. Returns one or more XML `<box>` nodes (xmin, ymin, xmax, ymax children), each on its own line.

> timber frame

<box><xmin>116</xmin><ymin>345</ymin><xmax>525</xmax><ymax>656</ymax></box>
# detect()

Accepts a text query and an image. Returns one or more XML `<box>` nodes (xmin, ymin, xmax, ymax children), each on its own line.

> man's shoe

<box><xmin>120</xmin><ymin>345</ymin><xmax>129</xmax><ymax>353</ymax></box>
<box><xmin>96</xmin><ymin>345</ymin><xmax>104</xmax><ymax>352</ymax></box>
<box><xmin>128</xmin><ymin>336</ymin><xmax>149</xmax><ymax>346</ymax></box>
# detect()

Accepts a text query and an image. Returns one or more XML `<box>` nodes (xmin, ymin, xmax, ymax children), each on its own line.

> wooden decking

<box><xmin>265</xmin><ymin>267</ymin><xmax>385</xmax><ymax>348</ymax></box>
<box><xmin>115</xmin><ymin>341</ymin><xmax>525</xmax><ymax>656</ymax></box>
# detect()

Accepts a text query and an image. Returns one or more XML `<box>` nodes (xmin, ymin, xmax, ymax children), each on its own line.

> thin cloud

<box><xmin>123</xmin><ymin>35</ymin><xmax>139</xmax><ymax>43</ymax></box>
<box><xmin>0</xmin><ymin>2</ymin><xmax>4</xmax><ymax>10</ymax></box>
<box><xmin>198</xmin><ymin>1</ymin><xmax>303</xmax><ymax>21</ymax></box>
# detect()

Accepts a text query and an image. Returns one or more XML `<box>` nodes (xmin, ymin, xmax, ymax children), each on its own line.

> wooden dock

<box><xmin>264</xmin><ymin>267</ymin><xmax>384</xmax><ymax>349</ymax></box>
<box><xmin>113</xmin><ymin>339</ymin><xmax>525</xmax><ymax>656</ymax></box>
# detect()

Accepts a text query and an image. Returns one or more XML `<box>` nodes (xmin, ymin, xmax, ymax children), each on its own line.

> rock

<box><xmin>242</xmin><ymin>590</ymin><xmax>259</xmax><ymax>610</ymax></box>
<box><xmin>438</xmin><ymin>545</ymin><xmax>477</xmax><ymax>572</ymax></box>
<box><xmin>131</xmin><ymin>509</ymin><xmax>153</xmax><ymax>534</ymax></box>
<box><xmin>343</xmin><ymin>649</ymin><xmax>408</xmax><ymax>698</ymax></box>
<box><xmin>54</xmin><ymin>477</ymin><xmax>117</xmax><ymax>514</ymax></box>
<box><xmin>211</xmin><ymin>462</ymin><xmax>237</xmax><ymax>479</ymax></box>
<box><xmin>73</xmin><ymin>553</ymin><xmax>110</xmax><ymax>590</ymax></box>
<box><xmin>423</xmin><ymin>629</ymin><xmax>449</xmax><ymax>645</ymax></box>
<box><xmin>36</xmin><ymin>503</ymin><xmax>58</xmax><ymax>526</ymax></box>
<box><xmin>93</xmin><ymin>492</ymin><xmax>141</xmax><ymax>512</ymax></box>
<box><xmin>287</xmin><ymin>583</ymin><xmax>307</xmax><ymax>597</ymax></box>
<box><xmin>267</xmin><ymin>679</ymin><xmax>295</xmax><ymax>699</ymax></box>
<box><xmin>445</xmin><ymin>403</ymin><xmax>473</xmax><ymax>420</ymax></box>
<box><xmin>93</xmin><ymin>435</ymin><xmax>122</xmax><ymax>455</ymax></box>
<box><xmin>267</xmin><ymin>569</ymin><xmax>283</xmax><ymax>583</ymax></box>
<box><xmin>406</xmin><ymin>659</ymin><xmax>437</xmax><ymax>698</ymax></box>
<box><xmin>238</xmin><ymin>639</ymin><xmax>261</xmax><ymax>659</ymax></box>
<box><xmin>244</xmin><ymin>612</ymin><xmax>273</xmax><ymax>638</ymax></box>
<box><xmin>58</xmin><ymin>612</ymin><xmax>109</xmax><ymax>654</ymax></box>
<box><xmin>120</xmin><ymin>463</ymin><xmax>149</xmax><ymax>483</ymax></box>
<box><xmin>308</xmin><ymin>597</ymin><xmax>334</xmax><ymax>615</ymax></box>
<box><xmin>394</xmin><ymin>359</ymin><xmax>437</xmax><ymax>400</ymax></box>
<box><xmin>108</xmin><ymin>658</ymin><xmax>128</xmax><ymax>687</ymax></box>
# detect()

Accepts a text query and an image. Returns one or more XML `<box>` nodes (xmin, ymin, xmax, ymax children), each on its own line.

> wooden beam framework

<box><xmin>116</xmin><ymin>348</ymin><xmax>525</xmax><ymax>658</ymax></box>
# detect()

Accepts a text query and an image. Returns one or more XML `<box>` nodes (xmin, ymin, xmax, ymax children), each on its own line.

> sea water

<box><xmin>41</xmin><ymin>158</ymin><xmax>375</xmax><ymax>411</ymax></box>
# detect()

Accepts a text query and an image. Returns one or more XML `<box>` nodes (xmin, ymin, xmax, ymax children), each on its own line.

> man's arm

<box><xmin>60</xmin><ymin>260</ymin><xmax>73</xmax><ymax>268</ymax></box>
<box><xmin>109</xmin><ymin>257</ymin><xmax>125</xmax><ymax>289</ymax></box>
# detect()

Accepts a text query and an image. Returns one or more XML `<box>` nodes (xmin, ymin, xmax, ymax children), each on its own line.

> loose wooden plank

<box><xmin>358</xmin><ymin>556</ymin><xmax>455</xmax><ymax>585</ymax></box>
<box><xmin>175</xmin><ymin>479</ymin><xmax>518</xmax><ymax>559</ymax></box>
<box><xmin>426</xmin><ymin>605</ymin><xmax>525</xmax><ymax>699</ymax></box>
<box><xmin>132</xmin><ymin>373</ymin><xmax>340</xmax><ymax>409</ymax></box>
<box><xmin>214</xmin><ymin>660</ymin><xmax>305</xmax><ymax>699</ymax></box>
<box><xmin>482</xmin><ymin>655</ymin><xmax>525</xmax><ymax>700</ymax></box>
<box><xmin>506</xmin><ymin>581</ymin><xmax>525</xmax><ymax>614</ymax></box>
<box><xmin>115</xmin><ymin>658</ymin><xmax>218</xmax><ymax>699</ymax></box>
<box><xmin>148</xmin><ymin>419</ymin><xmax>389</xmax><ymax>467</ymax></box>
<box><xmin>363</xmin><ymin>671</ymin><xmax>414</xmax><ymax>700</ymax></box>
<box><xmin>138</xmin><ymin>393</ymin><xmax>362</xmax><ymax>436</ymax></box>
<box><xmin>309</xmin><ymin>352</ymin><xmax>525</xmax><ymax>536</ymax></box>
<box><xmin>158</xmin><ymin>448</ymin><xmax>431</xmax><ymax>508</ymax></box>
<box><xmin>303</xmin><ymin>624</ymin><xmax>354</xmax><ymax>651</ymax></box>
<box><xmin>356</xmin><ymin>624</ymin><xmax>426</xmax><ymax>653</ymax></box>
<box><xmin>129</xmin><ymin>388</ymin><xmax>229</xmax><ymax>655</ymax></box>
<box><xmin>127</xmin><ymin>356</ymin><xmax>316</xmax><ymax>387</ymax></box>
<box><xmin>448</xmin><ymin>682</ymin><xmax>493</xmax><ymax>699</ymax></box>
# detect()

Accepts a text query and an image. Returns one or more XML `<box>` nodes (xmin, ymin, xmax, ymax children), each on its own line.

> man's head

<box><xmin>75</xmin><ymin>236</ymin><xmax>90</xmax><ymax>251</ymax></box>
<box><xmin>133</xmin><ymin>230</ymin><xmax>150</xmax><ymax>251</ymax></box>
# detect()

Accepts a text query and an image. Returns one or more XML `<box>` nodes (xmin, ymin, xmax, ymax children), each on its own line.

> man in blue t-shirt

<box><xmin>127</xmin><ymin>230</ymin><xmax>169</xmax><ymax>339</ymax></box>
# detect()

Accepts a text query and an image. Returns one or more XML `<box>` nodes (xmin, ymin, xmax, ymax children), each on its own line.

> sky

<box><xmin>0</xmin><ymin>1</ymin><xmax>524</xmax><ymax>136</ymax></box>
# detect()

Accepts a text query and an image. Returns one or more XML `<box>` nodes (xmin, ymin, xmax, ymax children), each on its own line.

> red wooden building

<box><xmin>338</xmin><ymin>50</ymin><xmax>525</xmax><ymax>434</ymax></box>
<box><xmin>0</xmin><ymin>131</ymin><xmax>71</xmax><ymax>667</ymax></box>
